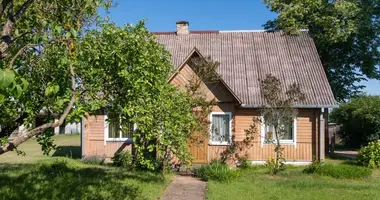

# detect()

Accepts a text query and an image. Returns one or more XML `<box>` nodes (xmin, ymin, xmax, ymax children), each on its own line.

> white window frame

<box><xmin>209</xmin><ymin>112</ymin><xmax>232</xmax><ymax>146</ymax></box>
<box><xmin>260</xmin><ymin>116</ymin><xmax>297</xmax><ymax>148</ymax></box>
<box><xmin>104</xmin><ymin>115</ymin><xmax>136</xmax><ymax>144</ymax></box>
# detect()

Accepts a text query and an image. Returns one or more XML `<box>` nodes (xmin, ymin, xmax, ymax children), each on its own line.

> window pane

<box><xmin>121</xmin><ymin>122</ymin><xmax>134</xmax><ymax>138</ymax></box>
<box><xmin>264</xmin><ymin>122</ymin><xmax>293</xmax><ymax>141</ymax></box>
<box><xmin>211</xmin><ymin>114</ymin><xmax>230</xmax><ymax>143</ymax></box>
<box><xmin>108</xmin><ymin>120</ymin><xmax>120</xmax><ymax>138</ymax></box>
<box><xmin>265</xmin><ymin>125</ymin><xmax>275</xmax><ymax>141</ymax></box>
<box><xmin>280</xmin><ymin>123</ymin><xmax>293</xmax><ymax>140</ymax></box>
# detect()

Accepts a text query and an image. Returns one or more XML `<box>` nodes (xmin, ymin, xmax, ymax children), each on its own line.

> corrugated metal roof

<box><xmin>155</xmin><ymin>31</ymin><xmax>337</xmax><ymax>107</ymax></box>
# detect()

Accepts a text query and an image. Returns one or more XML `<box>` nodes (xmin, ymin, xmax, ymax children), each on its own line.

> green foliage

<box><xmin>0</xmin><ymin>0</ymin><xmax>111</xmax><ymax>155</ymax></box>
<box><xmin>315</xmin><ymin>164</ymin><xmax>372</xmax><ymax>179</ymax></box>
<box><xmin>303</xmin><ymin>156</ymin><xmax>321</xmax><ymax>174</ymax></box>
<box><xmin>195</xmin><ymin>160</ymin><xmax>239</xmax><ymax>182</ymax></box>
<box><xmin>0</xmin><ymin>137</ymin><xmax>8</xmax><ymax>145</ymax></box>
<box><xmin>330</xmin><ymin>95</ymin><xmax>380</xmax><ymax>147</ymax></box>
<box><xmin>237</xmin><ymin>157</ymin><xmax>251</xmax><ymax>169</ymax></box>
<box><xmin>36</xmin><ymin>130</ymin><xmax>57</xmax><ymax>156</ymax></box>
<box><xmin>266</xmin><ymin>157</ymin><xmax>286</xmax><ymax>175</ymax></box>
<box><xmin>112</xmin><ymin>151</ymin><xmax>134</xmax><ymax>170</ymax></box>
<box><xmin>81</xmin><ymin>155</ymin><xmax>106</xmax><ymax>165</ymax></box>
<box><xmin>264</xmin><ymin>0</ymin><xmax>380</xmax><ymax>101</ymax></box>
<box><xmin>78</xmin><ymin>21</ymin><xmax>219</xmax><ymax>173</ymax></box>
<box><xmin>358</xmin><ymin>141</ymin><xmax>380</xmax><ymax>168</ymax></box>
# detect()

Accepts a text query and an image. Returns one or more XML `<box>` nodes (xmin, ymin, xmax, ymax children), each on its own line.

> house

<box><xmin>81</xmin><ymin>21</ymin><xmax>337</xmax><ymax>164</ymax></box>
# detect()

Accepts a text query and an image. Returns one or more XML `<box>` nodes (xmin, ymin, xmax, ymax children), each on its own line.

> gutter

<box><xmin>319</xmin><ymin>108</ymin><xmax>324</xmax><ymax>161</ymax></box>
<box><xmin>240</xmin><ymin>104</ymin><xmax>339</xmax><ymax>109</ymax></box>
<box><xmin>81</xmin><ymin>117</ymin><xmax>85</xmax><ymax>158</ymax></box>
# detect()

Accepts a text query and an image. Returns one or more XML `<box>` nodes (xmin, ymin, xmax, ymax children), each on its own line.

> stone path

<box><xmin>161</xmin><ymin>175</ymin><xmax>206</xmax><ymax>200</ymax></box>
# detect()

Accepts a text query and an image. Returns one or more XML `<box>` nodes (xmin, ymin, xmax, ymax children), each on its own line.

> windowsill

<box><xmin>106</xmin><ymin>138</ymin><xmax>133</xmax><ymax>142</ymax></box>
<box><xmin>263</xmin><ymin>140</ymin><xmax>295</xmax><ymax>145</ymax></box>
<box><xmin>209</xmin><ymin>142</ymin><xmax>231</xmax><ymax>146</ymax></box>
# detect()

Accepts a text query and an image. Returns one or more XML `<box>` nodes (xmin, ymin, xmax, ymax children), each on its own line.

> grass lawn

<box><xmin>0</xmin><ymin>134</ymin><xmax>171</xmax><ymax>200</ymax></box>
<box><xmin>207</xmin><ymin>162</ymin><xmax>380</xmax><ymax>200</ymax></box>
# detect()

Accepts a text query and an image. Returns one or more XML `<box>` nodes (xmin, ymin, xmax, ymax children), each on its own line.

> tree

<box><xmin>76</xmin><ymin>22</ymin><xmax>196</xmax><ymax>176</ymax></box>
<box><xmin>263</xmin><ymin>0</ymin><xmax>380</xmax><ymax>101</ymax></box>
<box><xmin>0</xmin><ymin>0</ymin><xmax>112</xmax><ymax>155</ymax></box>
<box><xmin>330</xmin><ymin>95</ymin><xmax>380</xmax><ymax>148</ymax></box>
<box><xmin>260</xmin><ymin>74</ymin><xmax>305</xmax><ymax>174</ymax></box>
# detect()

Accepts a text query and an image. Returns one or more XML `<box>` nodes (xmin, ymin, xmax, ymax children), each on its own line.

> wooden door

<box><xmin>188</xmin><ymin>132</ymin><xmax>208</xmax><ymax>163</ymax></box>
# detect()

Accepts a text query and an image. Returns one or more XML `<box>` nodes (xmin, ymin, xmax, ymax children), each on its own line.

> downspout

<box><xmin>319</xmin><ymin>108</ymin><xmax>324</xmax><ymax>161</ymax></box>
<box><xmin>81</xmin><ymin>117</ymin><xmax>85</xmax><ymax>158</ymax></box>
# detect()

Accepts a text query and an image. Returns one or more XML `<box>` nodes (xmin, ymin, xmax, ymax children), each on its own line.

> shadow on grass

<box><xmin>52</xmin><ymin>146</ymin><xmax>81</xmax><ymax>159</ymax></box>
<box><xmin>0</xmin><ymin>162</ymin><xmax>165</xmax><ymax>200</ymax></box>
<box><xmin>327</xmin><ymin>153</ymin><xmax>360</xmax><ymax>166</ymax></box>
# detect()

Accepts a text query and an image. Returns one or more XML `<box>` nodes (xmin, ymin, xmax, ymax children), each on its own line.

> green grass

<box><xmin>0</xmin><ymin>134</ymin><xmax>81</xmax><ymax>163</ymax></box>
<box><xmin>207</xmin><ymin>164</ymin><xmax>380</xmax><ymax>200</ymax></box>
<box><xmin>0</xmin><ymin>134</ymin><xmax>171</xmax><ymax>200</ymax></box>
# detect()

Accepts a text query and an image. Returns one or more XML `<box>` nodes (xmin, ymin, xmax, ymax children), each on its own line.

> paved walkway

<box><xmin>161</xmin><ymin>175</ymin><xmax>206</xmax><ymax>200</ymax></box>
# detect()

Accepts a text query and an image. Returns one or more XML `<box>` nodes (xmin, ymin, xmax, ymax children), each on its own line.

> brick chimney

<box><xmin>176</xmin><ymin>21</ymin><xmax>189</xmax><ymax>35</ymax></box>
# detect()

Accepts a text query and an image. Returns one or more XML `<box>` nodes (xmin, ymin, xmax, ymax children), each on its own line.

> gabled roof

<box><xmin>168</xmin><ymin>47</ymin><xmax>242</xmax><ymax>104</ymax></box>
<box><xmin>156</xmin><ymin>31</ymin><xmax>337</xmax><ymax>107</ymax></box>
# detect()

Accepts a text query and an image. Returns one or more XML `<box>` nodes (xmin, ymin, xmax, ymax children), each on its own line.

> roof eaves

<box><xmin>167</xmin><ymin>47</ymin><xmax>202</xmax><ymax>83</ymax></box>
<box><xmin>240</xmin><ymin>104</ymin><xmax>339</xmax><ymax>109</ymax></box>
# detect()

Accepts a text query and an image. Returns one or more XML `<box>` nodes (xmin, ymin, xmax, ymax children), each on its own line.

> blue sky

<box><xmin>106</xmin><ymin>0</ymin><xmax>379</xmax><ymax>95</ymax></box>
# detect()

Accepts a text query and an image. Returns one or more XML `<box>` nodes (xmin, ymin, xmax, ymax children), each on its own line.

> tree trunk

<box><xmin>161</xmin><ymin>146</ymin><xmax>169</xmax><ymax>179</ymax></box>
<box><xmin>274</xmin><ymin>126</ymin><xmax>281</xmax><ymax>175</ymax></box>
<box><xmin>0</xmin><ymin>19</ymin><xmax>14</xmax><ymax>58</ymax></box>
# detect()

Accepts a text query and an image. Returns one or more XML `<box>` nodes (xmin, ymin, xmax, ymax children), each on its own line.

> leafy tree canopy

<box><xmin>264</xmin><ymin>0</ymin><xmax>380</xmax><ymax>101</ymax></box>
<box><xmin>330</xmin><ymin>95</ymin><xmax>380</xmax><ymax>148</ymax></box>
<box><xmin>0</xmin><ymin>0</ymin><xmax>112</xmax><ymax>154</ymax></box>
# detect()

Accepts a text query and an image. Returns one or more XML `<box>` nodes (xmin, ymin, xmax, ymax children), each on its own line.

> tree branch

<box><xmin>8</xmin><ymin>43</ymin><xmax>37</xmax><ymax>68</ymax></box>
<box><xmin>0</xmin><ymin>0</ymin><xmax>11</xmax><ymax>18</ymax></box>
<box><xmin>0</xmin><ymin>63</ymin><xmax>76</xmax><ymax>155</ymax></box>
<box><xmin>14</xmin><ymin>0</ymin><xmax>34</xmax><ymax>20</ymax></box>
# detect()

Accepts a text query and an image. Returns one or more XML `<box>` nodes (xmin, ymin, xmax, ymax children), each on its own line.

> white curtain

<box><xmin>211</xmin><ymin>114</ymin><xmax>230</xmax><ymax>142</ymax></box>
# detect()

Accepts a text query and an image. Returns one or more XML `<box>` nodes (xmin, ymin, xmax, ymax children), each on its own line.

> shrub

<box><xmin>238</xmin><ymin>157</ymin><xmax>251</xmax><ymax>169</ymax></box>
<box><xmin>195</xmin><ymin>160</ymin><xmax>239</xmax><ymax>182</ymax></box>
<box><xmin>358</xmin><ymin>141</ymin><xmax>380</xmax><ymax>168</ymax></box>
<box><xmin>112</xmin><ymin>151</ymin><xmax>134</xmax><ymax>170</ymax></box>
<box><xmin>316</xmin><ymin>164</ymin><xmax>372</xmax><ymax>179</ymax></box>
<box><xmin>265</xmin><ymin>158</ymin><xmax>286</xmax><ymax>174</ymax></box>
<box><xmin>330</xmin><ymin>95</ymin><xmax>380</xmax><ymax>148</ymax></box>
<box><xmin>81</xmin><ymin>155</ymin><xmax>106</xmax><ymax>165</ymax></box>
<box><xmin>303</xmin><ymin>156</ymin><xmax>321</xmax><ymax>174</ymax></box>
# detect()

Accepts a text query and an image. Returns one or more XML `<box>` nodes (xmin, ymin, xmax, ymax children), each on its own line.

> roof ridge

<box><xmin>152</xmin><ymin>29</ymin><xmax>309</xmax><ymax>35</ymax></box>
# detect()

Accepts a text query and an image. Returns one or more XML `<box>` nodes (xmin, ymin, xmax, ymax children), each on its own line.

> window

<box><xmin>105</xmin><ymin>114</ymin><xmax>135</xmax><ymax>142</ymax></box>
<box><xmin>262</xmin><ymin>118</ymin><xmax>297</xmax><ymax>146</ymax></box>
<box><xmin>210</xmin><ymin>112</ymin><xmax>232</xmax><ymax>145</ymax></box>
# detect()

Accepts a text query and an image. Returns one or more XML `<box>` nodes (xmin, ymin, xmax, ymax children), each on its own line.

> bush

<box><xmin>112</xmin><ymin>151</ymin><xmax>134</xmax><ymax>170</ymax></box>
<box><xmin>315</xmin><ymin>164</ymin><xmax>372</xmax><ymax>179</ymax></box>
<box><xmin>303</xmin><ymin>157</ymin><xmax>321</xmax><ymax>174</ymax></box>
<box><xmin>330</xmin><ymin>95</ymin><xmax>380</xmax><ymax>148</ymax></box>
<box><xmin>265</xmin><ymin>158</ymin><xmax>286</xmax><ymax>174</ymax></box>
<box><xmin>81</xmin><ymin>155</ymin><xmax>106</xmax><ymax>165</ymax></box>
<box><xmin>195</xmin><ymin>160</ymin><xmax>239</xmax><ymax>182</ymax></box>
<box><xmin>358</xmin><ymin>141</ymin><xmax>380</xmax><ymax>168</ymax></box>
<box><xmin>238</xmin><ymin>157</ymin><xmax>251</xmax><ymax>169</ymax></box>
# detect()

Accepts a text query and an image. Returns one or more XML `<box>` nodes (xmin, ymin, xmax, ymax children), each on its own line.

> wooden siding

<box><xmin>170</xmin><ymin>63</ymin><xmax>236</xmax><ymax>102</ymax></box>
<box><xmin>83</xmin><ymin>115</ymin><xmax>131</xmax><ymax>158</ymax></box>
<box><xmin>208</xmin><ymin>108</ymin><xmax>320</xmax><ymax>162</ymax></box>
